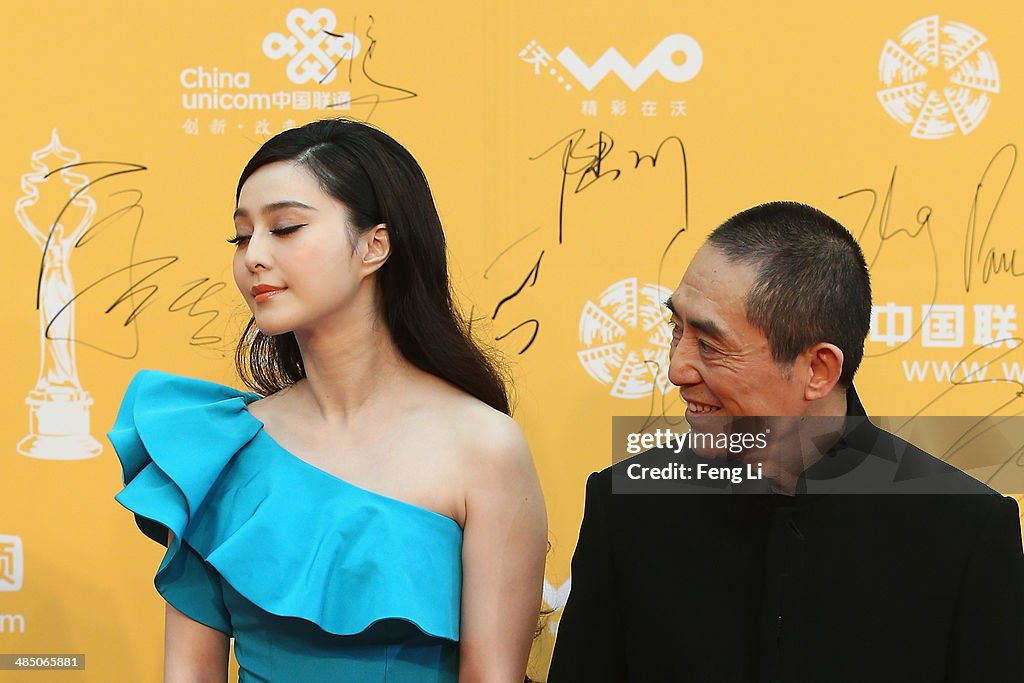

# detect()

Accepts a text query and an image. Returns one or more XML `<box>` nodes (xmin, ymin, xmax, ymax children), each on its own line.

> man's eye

<box><xmin>698</xmin><ymin>340</ymin><xmax>715</xmax><ymax>353</ymax></box>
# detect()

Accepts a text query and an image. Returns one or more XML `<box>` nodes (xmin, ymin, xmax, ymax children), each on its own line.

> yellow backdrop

<box><xmin>3</xmin><ymin>2</ymin><xmax>1022</xmax><ymax>680</ymax></box>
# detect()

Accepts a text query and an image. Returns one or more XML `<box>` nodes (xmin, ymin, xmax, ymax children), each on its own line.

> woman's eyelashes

<box><xmin>227</xmin><ymin>224</ymin><xmax>307</xmax><ymax>245</ymax></box>
<box><xmin>270</xmin><ymin>223</ymin><xmax>306</xmax><ymax>236</ymax></box>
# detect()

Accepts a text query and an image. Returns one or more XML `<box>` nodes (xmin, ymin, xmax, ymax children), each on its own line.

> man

<box><xmin>548</xmin><ymin>202</ymin><xmax>1024</xmax><ymax>682</ymax></box>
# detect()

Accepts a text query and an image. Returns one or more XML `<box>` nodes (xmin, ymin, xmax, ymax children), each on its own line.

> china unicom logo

<box><xmin>263</xmin><ymin>8</ymin><xmax>361</xmax><ymax>85</ymax></box>
<box><xmin>577</xmin><ymin>278</ymin><xmax>674</xmax><ymax>399</ymax></box>
<box><xmin>877</xmin><ymin>16</ymin><xmax>999</xmax><ymax>139</ymax></box>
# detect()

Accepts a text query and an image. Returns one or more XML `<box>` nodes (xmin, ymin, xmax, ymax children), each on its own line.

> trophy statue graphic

<box><xmin>16</xmin><ymin>130</ymin><xmax>102</xmax><ymax>460</ymax></box>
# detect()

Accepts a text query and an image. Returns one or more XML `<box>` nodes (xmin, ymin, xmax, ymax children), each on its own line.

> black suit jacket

<box><xmin>548</xmin><ymin>389</ymin><xmax>1024</xmax><ymax>682</ymax></box>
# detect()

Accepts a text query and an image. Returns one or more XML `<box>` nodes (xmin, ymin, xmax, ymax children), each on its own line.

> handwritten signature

<box><xmin>529</xmin><ymin>128</ymin><xmax>688</xmax><ymax>244</ymax></box>
<box><xmin>482</xmin><ymin>129</ymin><xmax>689</xmax><ymax>358</ymax></box>
<box><xmin>837</xmin><ymin>145</ymin><xmax>1024</xmax><ymax>488</ymax></box>
<box><xmin>963</xmin><ymin>144</ymin><xmax>1021</xmax><ymax>292</ymax></box>
<box><xmin>324</xmin><ymin>15</ymin><xmax>417</xmax><ymax>120</ymax></box>
<box><xmin>890</xmin><ymin>334</ymin><xmax>1024</xmax><ymax>487</ymax></box>
<box><xmin>837</xmin><ymin>166</ymin><xmax>938</xmax><ymax>357</ymax></box>
<box><xmin>36</xmin><ymin>160</ymin><xmax>233</xmax><ymax>359</ymax></box>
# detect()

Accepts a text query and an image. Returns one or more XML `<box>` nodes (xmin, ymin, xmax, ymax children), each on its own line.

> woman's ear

<box><xmin>360</xmin><ymin>224</ymin><xmax>390</xmax><ymax>274</ymax></box>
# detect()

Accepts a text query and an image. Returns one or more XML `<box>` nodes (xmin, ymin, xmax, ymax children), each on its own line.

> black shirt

<box><xmin>548</xmin><ymin>388</ymin><xmax>1024</xmax><ymax>682</ymax></box>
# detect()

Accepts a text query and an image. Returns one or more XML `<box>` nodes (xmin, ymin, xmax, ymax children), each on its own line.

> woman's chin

<box><xmin>254</xmin><ymin>321</ymin><xmax>294</xmax><ymax>337</ymax></box>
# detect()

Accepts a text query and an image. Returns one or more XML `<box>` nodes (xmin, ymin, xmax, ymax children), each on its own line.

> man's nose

<box><xmin>667</xmin><ymin>339</ymin><xmax>701</xmax><ymax>387</ymax></box>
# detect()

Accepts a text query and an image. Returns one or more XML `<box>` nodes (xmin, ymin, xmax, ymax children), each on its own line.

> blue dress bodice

<box><xmin>111</xmin><ymin>370</ymin><xmax>461</xmax><ymax>682</ymax></box>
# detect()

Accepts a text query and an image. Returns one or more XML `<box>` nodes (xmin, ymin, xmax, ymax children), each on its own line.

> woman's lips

<box><xmin>251</xmin><ymin>285</ymin><xmax>285</xmax><ymax>303</ymax></box>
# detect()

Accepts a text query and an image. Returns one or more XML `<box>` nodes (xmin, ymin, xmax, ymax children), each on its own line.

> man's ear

<box><xmin>359</xmin><ymin>224</ymin><xmax>390</xmax><ymax>275</ymax></box>
<box><xmin>803</xmin><ymin>342</ymin><xmax>844</xmax><ymax>401</ymax></box>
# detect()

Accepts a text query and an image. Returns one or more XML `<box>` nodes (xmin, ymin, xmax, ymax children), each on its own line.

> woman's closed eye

<box><xmin>270</xmin><ymin>223</ymin><xmax>306</xmax><ymax>236</ymax></box>
<box><xmin>227</xmin><ymin>224</ymin><xmax>307</xmax><ymax>245</ymax></box>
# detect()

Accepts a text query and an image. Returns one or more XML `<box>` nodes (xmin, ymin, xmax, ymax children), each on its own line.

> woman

<box><xmin>112</xmin><ymin>119</ymin><xmax>548</xmax><ymax>682</ymax></box>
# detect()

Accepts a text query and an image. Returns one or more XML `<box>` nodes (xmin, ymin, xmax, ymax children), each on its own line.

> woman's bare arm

<box><xmin>164</xmin><ymin>603</ymin><xmax>229</xmax><ymax>683</ymax></box>
<box><xmin>163</xmin><ymin>531</ymin><xmax>229</xmax><ymax>683</ymax></box>
<box><xmin>458</xmin><ymin>415</ymin><xmax>548</xmax><ymax>683</ymax></box>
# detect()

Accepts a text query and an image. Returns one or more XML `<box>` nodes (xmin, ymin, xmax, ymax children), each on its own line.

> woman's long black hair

<box><xmin>234</xmin><ymin>119</ymin><xmax>510</xmax><ymax>415</ymax></box>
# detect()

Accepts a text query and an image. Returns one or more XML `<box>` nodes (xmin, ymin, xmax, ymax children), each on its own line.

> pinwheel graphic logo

<box><xmin>877</xmin><ymin>16</ymin><xmax>999</xmax><ymax>139</ymax></box>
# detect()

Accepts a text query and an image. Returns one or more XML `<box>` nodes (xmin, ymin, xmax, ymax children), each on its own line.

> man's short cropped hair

<box><xmin>707</xmin><ymin>201</ymin><xmax>871</xmax><ymax>387</ymax></box>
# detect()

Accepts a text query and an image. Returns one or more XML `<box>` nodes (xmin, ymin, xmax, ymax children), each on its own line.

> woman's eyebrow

<box><xmin>233</xmin><ymin>200</ymin><xmax>317</xmax><ymax>221</ymax></box>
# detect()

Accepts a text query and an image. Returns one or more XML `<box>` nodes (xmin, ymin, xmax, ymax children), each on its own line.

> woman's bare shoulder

<box><xmin>417</xmin><ymin>376</ymin><xmax>519</xmax><ymax>432</ymax></box>
<box><xmin>419</xmin><ymin>384</ymin><xmax>532</xmax><ymax>475</ymax></box>
<box><xmin>244</xmin><ymin>383</ymin><xmax>301</xmax><ymax>423</ymax></box>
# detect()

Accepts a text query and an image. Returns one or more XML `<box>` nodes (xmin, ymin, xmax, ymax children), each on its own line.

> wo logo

<box><xmin>877</xmin><ymin>16</ymin><xmax>999</xmax><ymax>139</ymax></box>
<box><xmin>578</xmin><ymin>278</ymin><xmax>674</xmax><ymax>399</ymax></box>
<box><xmin>0</xmin><ymin>536</ymin><xmax>23</xmax><ymax>592</ymax></box>
<box><xmin>558</xmin><ymin>34</ymin><xmax>703</xmax><ymax>91</ymax></box>
<box><xmin>263</xmin><ymin>8</ymin><xmax>360</xmax><ymax>85</ymax></box>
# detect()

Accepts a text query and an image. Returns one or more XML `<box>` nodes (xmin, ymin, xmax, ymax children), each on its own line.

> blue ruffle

<box><xmin>112</xmin><ymin>370</ymin><xmax>462</xmax><ymax>641</ymax></box>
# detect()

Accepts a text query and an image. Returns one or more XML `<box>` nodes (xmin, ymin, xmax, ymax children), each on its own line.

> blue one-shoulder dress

<box><xmin>111</xmin><ymin>370</ymin><xmax>462</xmax><ymax>682</ymax></box>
